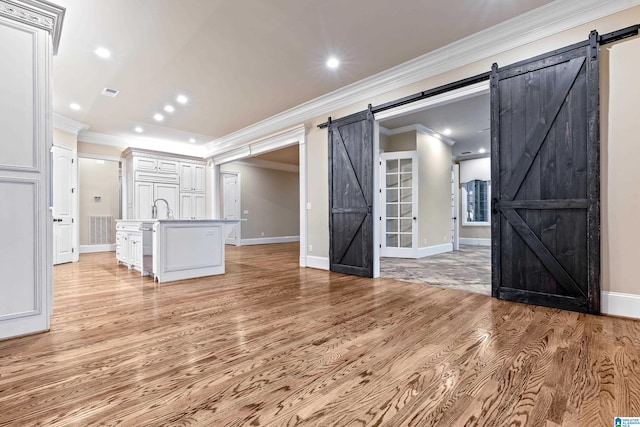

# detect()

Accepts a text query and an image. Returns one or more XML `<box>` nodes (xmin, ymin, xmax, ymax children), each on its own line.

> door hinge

<box><xmin>72</xmin><ymin>218</ymin><xmax>75</xmax><ymax>223</ymax></box>
<box><xmin>71</xmin><ymin>188</ymin><xmax>75</xmax><ymax>193</ymax></box>
<box><xmin>379</xmin><ymin>244</ymin><xmax>382</xmax><ymax>248</ymax></box>
<box><xmin>72</xmin><ymin>158</ymin><xmax>74</xmax><ymax>164</ymax></box>
<box><xmin>72</xmin><ymin>248</ymin><xmax>75</xmax><ymax>253</ymax></box>
<box><xmin>379</xmin><ymin>189</ymin><xmax>382</xmax><ymax>193</ymax></box>
<box><xmin>380</xmin><ymin>217</ymin><xmax>382</xmax><ymax>221</ymax></box>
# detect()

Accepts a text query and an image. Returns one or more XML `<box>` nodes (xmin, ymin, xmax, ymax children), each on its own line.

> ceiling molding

<box><xmin>204</xmin><ymin>0</ymin><xmax>640</xmax><ymax>152</ymax></box>
<box><xmin>383</xmin><ymin>124</ymin><xmax>457</xmax><ymax>146</ymax></box>
<box><xmin>53</xmin><ymin>113</ymin><xmax>89</xmax><ymax>135</ymax></box>
<box><xmin>212</xmin><ymin>146</ymin><xmax>251</xmax><ymax>166</ymax></box>
<box><xmin>79</xmin><ymin>131</ymin><xmax>206</xmax><ymax>158</ymax></box>
<box><xmin>206</xmin><ymin>124</ymin><xmax>306</xmax><ymax>158</ymax></box>
<box><xmin>0</xmin><ymin>0</ymin><xmax>65</xmax><ymax>54</ymax></box>
<box><xmin>454</xmin><ymin>153</ymin><xmax>491</xmax><ymax>161</ymax></box>
<box><xmin>233</xmin><ymin>158</ymin><xmax>299</xmax><ymax>173</ymax></box>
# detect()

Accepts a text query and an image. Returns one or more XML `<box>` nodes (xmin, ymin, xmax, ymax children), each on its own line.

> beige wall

<box><xmin>459</xmin><ymin>158</ymin><xmax>491</xmax><ymax>240</ymax></box>
<box><xmin>221</xmin><ymin>163</ymin><xmax>299</xmax><ymax>239</ymax></box>
<box><xmin>385</xmin><ymin>131</ymin><xmax>417</xmax><ymax>152</ymax></box>
<box><xmin>417</xmin><ymin>132</ymin><xmax>453</xmax><ymax>247</ymax></box>
<box><xmin>78</xmin><ymin>158</ymin><xmax>120</xmax><ymax>246</ymax></box>
<box><xmin>53</xmin><ymin>129</ymin><xmax>77</xmax><ymax>149</ymax></box>
<box><xmin>601</xmin><ymin>36</ymin><xmax>640</xmax><ymax>294</ymax></box>
<box><xmin>77</xmin><ymin>141</ymin><xmax>124</xmax><ymax>158</ymax></box>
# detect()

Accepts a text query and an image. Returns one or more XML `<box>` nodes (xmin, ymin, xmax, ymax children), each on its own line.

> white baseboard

<box><xmin>306</xmin><ymin>255</ymin><xmax>329</xmax><ymax>271</ymax></box>
<box><xmin>80</xmin><ymin>244</ymin><xmax>116</xmax><ymax>254</ymax></box>
<box><xmin>299</xmin><ymin>256</ymin><xmax>307</xmax><ymax>267</ymax></box>
<box><xmin>459</xmin><ymin>238</ymin><xmax>491</xmax><ymax>247</ymax></box>
<box><xmin>239</xmin><ymin>235</ymin><xmax>300</xmax><ymax>246</ymax></box>
<box><xmin>601</xmin><ymin>291</ymin><xmax>640</xmax><ymax>319</ymax></box>
<box><xmin>416</xmin><ymin>243</ymin><xmax>453</xmax><ymax>258</ymax></box>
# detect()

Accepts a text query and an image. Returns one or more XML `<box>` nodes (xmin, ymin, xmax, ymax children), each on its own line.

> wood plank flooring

<box><xmin>0</xmin><ymin>243</ymin><xmax>639</xmax><ymax>426</ymax></box>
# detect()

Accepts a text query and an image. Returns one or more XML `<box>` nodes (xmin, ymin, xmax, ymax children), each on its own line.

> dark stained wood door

<box><xmin>491</xmin><ymin>32</ymin><xmax>600</xmax><ymax>314</ymax></box>
<box><xmin>328</xmin><ymin>110</ymin><xmax>374</xmax><ymax>277</ymax></box>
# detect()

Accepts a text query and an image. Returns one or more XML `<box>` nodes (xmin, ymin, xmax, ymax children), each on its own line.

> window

<box><xmin>462</xmin><ymin>179</ymin><xmax>490</xmax><ymax>226</ymax></box>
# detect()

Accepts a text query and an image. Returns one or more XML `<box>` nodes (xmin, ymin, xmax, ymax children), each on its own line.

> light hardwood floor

<box><xmin>1</xmin><ymin>243</ymin><xmax>639</xmax><ymax>426</ymax></box>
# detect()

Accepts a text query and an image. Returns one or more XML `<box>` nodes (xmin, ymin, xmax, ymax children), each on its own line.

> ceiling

<box><xmin>52</xmin><ymin>0</ymin><xmax>553</xmax><ymax>147</ymax></box>
<box><xmin>380</xmin><ymin>93</ymin><xmax>491</xmax><ymax>158</ymax></box>
<box><xmin>253</xmin><ymin>144</ymin><xmax>299</xmax><ymax>165</ymax></box>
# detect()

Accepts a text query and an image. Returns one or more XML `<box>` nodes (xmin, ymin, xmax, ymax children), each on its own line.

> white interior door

<box><xmin>52</xmin><ymin>145</ymin><xmax>75</xmax><ymax>265</ymax></box>
<box><xmin>381</xmin><ymin>151</ymin><xmax>418</xmax><ymax>258</ymax></box>
<box><xmin>452</xmin><ymin>164</ymin><xmax>460</xmax><ymax>251</ymax></box>
<box><xmin>223</xmin><ymin>173</ymin><xmax>240</xmax><ymax>245</ymax></box>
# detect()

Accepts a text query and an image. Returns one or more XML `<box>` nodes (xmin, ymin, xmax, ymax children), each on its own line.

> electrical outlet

<box><xmin>444</xmin><ymin>236</ymin><xmax>447</xmax><ymax>242</ymax></box>
<box><xmin>306</xmin><ymin>202</ymin><xmax>312</xmax><ymax>210</ymax></box>
<box><xmin>243</xmin><ymin>210</ymin><xmax>249</xmax><ymax>215</ymax></box>
<box><xmin>309</xmin><ymin>244</ymin><xmax>313</xmax><ymax>252</ymax></box>
<box><xmin>261</xmin><ymin>232</ymin><xmax>265</xmax><ymax>236</ymax></box>
<box><xmin>423</xmin><ymin>238</ymin><xmax>427</xmax><ymax>245</ymax></box>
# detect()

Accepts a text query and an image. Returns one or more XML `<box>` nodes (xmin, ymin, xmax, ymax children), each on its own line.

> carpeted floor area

<box><xmin>380</xmin><ymin>245</ymin><xmax>491</xmax><ymax>295</ymax></box>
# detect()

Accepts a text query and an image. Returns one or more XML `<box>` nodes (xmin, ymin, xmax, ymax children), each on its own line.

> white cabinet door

<box><xmin>180</xmin><ymin>193</ymin><xmax>193</xmax><ymax>220</ymax></box>
<box><xmin>180</xmin><ymin>163</ymin><xmax>194</xmax><ymax>192</ymax></box>
<box><xmin>154</xmin><ymin>183</ymin><xmax>179</xmax><ymax>219</ymax></box>
<box><xmin>194</xmin><ymin>194</ymin><xmax>206</xmax><ymax>219</ymax></box>
<box><xmin>130</xmin><ymin>233</ymin><xmax>142</xmax><ymax>268</ymax></box>
<box><xmin>134</xmin><ymin>157</ymin><xmax>157</xmax><ymax>171</ymax></box>
<box><xmin>157</xmin><ymin>159</ymin><xmax>179</xmax><ymax>174</ymax></box>
<box><xmin>116</xmin><ymin>231</ymin><xmax>126</xmax><ymax>263</ymax></box>
<box><xmin>194</xmin><ymin>165</ymin><xmax>206</xmax><ymax>193</ymax></box>
<box><xmin>135</xmin><ymin>182</ymin><xmax>154</xmax><ymax>219</ymax></box>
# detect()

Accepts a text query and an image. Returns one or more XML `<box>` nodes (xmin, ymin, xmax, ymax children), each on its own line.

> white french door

<box><xmin>381</xmin><ymin>151</ymin><xmax>418</xmax><ymax>258</ymax></box>
<box><xmin>52</xmin><ymin>145</ymin><xmax>76</xmax><ymax>265</ymax></box>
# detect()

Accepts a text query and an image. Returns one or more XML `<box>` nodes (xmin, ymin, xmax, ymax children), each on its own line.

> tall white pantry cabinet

<box><xmin>0</xmin><ymin>0</ymin><xmax>65</xmax><ymax>340</ymax></box>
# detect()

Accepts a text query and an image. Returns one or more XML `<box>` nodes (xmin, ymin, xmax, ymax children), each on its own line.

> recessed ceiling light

<box><xmin>479</xmin><ymin>148</ymin><xmax>487</xmax><ymax>154</ymax></box>
<box><xmin>326</xmin><ymin>57</ymin><xmax>340</xmax><ymax>69</ymax></box>
<box><xmin>95</xmin><ymin>47</ymin><xmax>111</xmax><ymax>59</ymax></box>
<box><xmin>443</xmin><ymin>128</ymin><xmax>452</xmax><ymax>136</ymax></box>
<box><xmin>153</xmin><ymin>113</ymin><xmax>164</xmax><ymax>122</ymax></box>
<box><xmin>134</xmin><ymin>126</ymin><xmax>143</xmax><ymax>133</ymax></box>
<box><xmin>164</xmin><ymin>104</ymin><xmax>175</xmax><ymax>113</ymax></box>
<box><xmin>69</xmin><ymin>103</ymin><xmax>81</xmax><ymax>110</ymax></box>
<box><xmin>189</xmin><ymin>138</ymin><xmax>196</xmax><ymax>143</ymax></box>
<box><xmin>434</xmin><ymin>134</ymin><xmax>442</xmax><ymax>140</ymax></box>
<box><xmin>176</xmin><ymin>94</ymin><xmax>188</xmax><ymax>104</ymax></box>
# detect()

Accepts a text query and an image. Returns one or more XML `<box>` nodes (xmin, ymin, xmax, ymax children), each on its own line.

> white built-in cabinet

<box><xmin>180</xmin><ymin>193</ymin><xmax>206</xmax><ymax>220</ymax></box>
<box><xmin>180</xmin><ymin>163</ymin><xmax>206</xmax><ymax>193</ymax></box>
<box><xmin>0</xmin><ymin>1</ymin><xmax>64</xmax><ymax>340</ymax></box>
<box><xmin>116</xmin><ymin>220</ymin><xmax>152</xmax><ymax>274</ymax></box>
<box><xmin>123</xmin><ymin>148</ymin><xmax>207</xmax><ymax>220</ymax></box>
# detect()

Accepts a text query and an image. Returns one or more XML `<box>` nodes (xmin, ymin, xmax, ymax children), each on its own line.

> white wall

<box><xmin>459</xmin><ymin>157</ymin><xmax>491</xmax><ymax>240</ymax></box>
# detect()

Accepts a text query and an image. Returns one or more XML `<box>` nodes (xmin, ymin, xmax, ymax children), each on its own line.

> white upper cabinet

<box><xmin>180</xmin><ymin>163</ymin><xmax>206</xmax><ymax>193</ymax></box>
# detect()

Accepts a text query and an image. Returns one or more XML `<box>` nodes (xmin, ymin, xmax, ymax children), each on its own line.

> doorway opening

<box><xmin>375</xmin><ymin>83</ymin><xmax>492</xmax><ymax>295</ymax></box>
<box><xmin>218</xmin><ymin>144</ymin><xmax>302</xmax><ymax>266</ymax></box>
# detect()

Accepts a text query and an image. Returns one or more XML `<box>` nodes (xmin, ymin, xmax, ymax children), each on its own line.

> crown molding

<box><xmin>382</xmin><ymin>124</ymin><xmax>457</xmax><ymax>146</ymax></box>
<box><xmin>454</xmin><ymin>153</ymin><xmax>491</xmax><ymax>162</ymax></box>
<box><xmin>79</xmin><ymin>131</ymin><xmax>206</xmax><ymax>158</ymax></box>
<box><xmin>0</xmin><ymin>0</ymin><xmax>65</xmax><ymax>54</ymax></box>
<box><xmin>204</xmin><ymin>0</ymin><xmax>640</xmax><ymax>152</ymax></box>
<box><xmin>206</xmin><ymin>124</ymin><xmax>306</xmax><ymax>158</ymax></box>
<box><xmin>53</xmin><ymin>113</ymin><xmax>89</xmax><ymax>135</ymax></box>
<box><xmin>233</xmin><ymin>158</ymin><xmax>299</xmax><ymax>173</ymax></box>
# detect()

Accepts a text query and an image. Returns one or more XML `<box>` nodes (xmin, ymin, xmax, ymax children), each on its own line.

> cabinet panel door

<box><xmin>134</xmin><ymin>157</ymin><xmax>157</xmax><ymax>171</ymax></box>
<box><xmin>194</xmin><ymin>195</ymin><xmax>206</xmax><ymax>219</ymax></box>
<box><xmin>180</xmin><ymin>164</ymin><xmax>193</xmax><ymax>192</ymax></box>
<box><xmin>194</xmin><ymin>165</ymin><xmax>206</xmax><ymax>192</ymax></box>
<box><xmin>158</xmin><ymin>159</ymin><xmax>179</xmax><ymax>174</ymax></box>
<box><xmin>135</xmin><ymin>182</ymin><xmax>154</xmax><ymax>219</ymax></box>
<box><xmin>154</xmin><ymin>183</ymin><xmax>179</xmax><ymax>219</ymax></box>
<box><xmin>180</xmin><ymin>193</ymin><xmax>193</xmax><ymax>220</ymax></box>
<box><xmin>130</xmin><ymin>234</ymin><xmax>142</xmax><ymax>267</ymax></box>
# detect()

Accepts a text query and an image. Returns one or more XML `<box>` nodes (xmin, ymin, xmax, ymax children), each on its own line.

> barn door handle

<box><xmin>492</xmin><ymin>198</ymin><xmax>498</xmax><ymax>215</ymax></box>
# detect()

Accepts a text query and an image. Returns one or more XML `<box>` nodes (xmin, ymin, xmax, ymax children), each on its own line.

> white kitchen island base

<box><xmin>152</xmin><ymin>220</ymin><xmax>240</xmax><ymax>283</ymax></box>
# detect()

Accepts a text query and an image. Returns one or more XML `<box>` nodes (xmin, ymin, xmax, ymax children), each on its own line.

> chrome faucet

<box><xmin>152</xmin><ymin>198</ymin><xmax>174</xmax><ymax>220</ymax></box>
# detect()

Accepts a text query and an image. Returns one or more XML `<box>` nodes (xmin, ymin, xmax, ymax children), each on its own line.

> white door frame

<box><xmin>221</xmin><ymin>171</ymin><xmax>241</xmax><ymax>246</ymax></box>
<box><xmin>373</xmin><ymin>81</ymin><xmax>490</xmax><ymax>267</ymax></box>
<box><xmin>209</xmin><ymin>125</ymin><xmax>308</xmax><ymax>266</ymax></box>
<box><xmin>52</xmin><ymin>143</ymin><xmax>78</xmax><ymax>263</ymax></box>
<box><xmin>452</xmin><ymin>163</ymin><xmax>460</xmax><ymax>251</ymax></box>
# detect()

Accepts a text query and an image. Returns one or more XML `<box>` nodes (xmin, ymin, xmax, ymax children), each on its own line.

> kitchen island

<box><xmin>116</xmin><ymin>219</ymin><xmax>241</xmax><ymax>283</ymax></box>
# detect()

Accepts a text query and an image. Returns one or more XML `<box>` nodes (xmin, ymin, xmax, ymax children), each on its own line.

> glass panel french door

<box><xmin>381</xmin><ymin>151</ymin><xmax>418</xmax><ymax>257</ymax></box>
